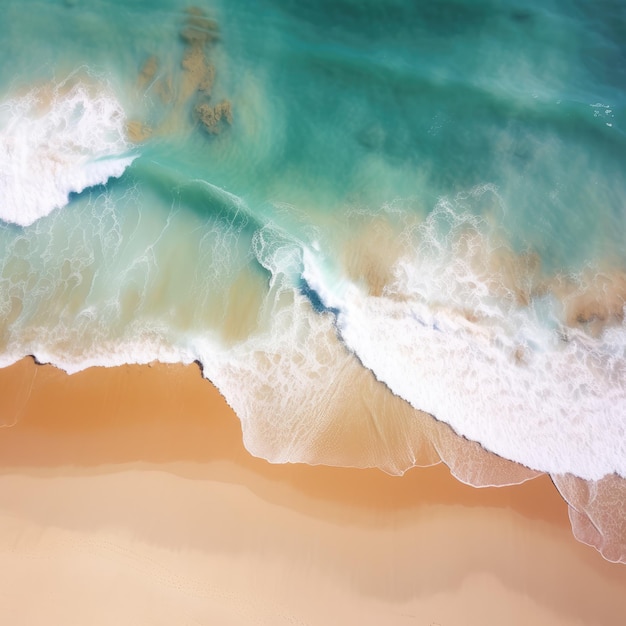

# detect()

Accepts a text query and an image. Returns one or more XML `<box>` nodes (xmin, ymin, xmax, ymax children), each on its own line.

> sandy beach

<box><xmin>0</xmin><ymin>358</ymin><xmax>625</xmax><ymax>625</ymax></box>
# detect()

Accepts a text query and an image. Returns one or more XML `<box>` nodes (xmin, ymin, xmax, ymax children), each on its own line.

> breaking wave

<box><xmin>0</xmin><ymin>75</ymin><xmax>135</xmax><ymax>227</ymax></box>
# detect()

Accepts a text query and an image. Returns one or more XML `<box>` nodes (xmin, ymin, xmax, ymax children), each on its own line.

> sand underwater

<box><xmin>0</xmin><ymin>0</ymin><xmax>625</xmax><ymax>623</ymax></box>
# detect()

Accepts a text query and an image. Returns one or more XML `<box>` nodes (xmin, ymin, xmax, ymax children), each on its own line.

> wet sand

<box><xmin>0</xmin><ymin>358</ymin><xmax>625</xmax><ymax>625</ymax></box>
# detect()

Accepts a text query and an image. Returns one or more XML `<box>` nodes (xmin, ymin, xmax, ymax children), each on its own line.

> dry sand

<box><xmin>0</xmin><ymin>358</ymin><xmax>625</xmax><ymax>625</ymax></box>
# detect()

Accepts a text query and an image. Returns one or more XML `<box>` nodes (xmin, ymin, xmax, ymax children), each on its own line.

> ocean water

<box><xmin>0</xmin><ymin>0</ymin><xmax>625</xmax><ymax>560</ymax></box>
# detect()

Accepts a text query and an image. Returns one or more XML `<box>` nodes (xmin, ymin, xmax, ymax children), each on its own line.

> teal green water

<box><xmin>2</xmin><ymin>1</ymin><xmax>623</xmax><ymax>261</ymax></box>
<box><xmin>0</xmin><ymin>0</ymin><xmax>625</xmax><ymax>495</ymax></box>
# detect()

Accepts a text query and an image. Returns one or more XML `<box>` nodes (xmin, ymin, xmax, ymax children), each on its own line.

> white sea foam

<box><xmin>1</xmin><ymin>176</ymin><xmax>623</xmax><ymax>481</ymax></box>
<box><xmin>315</xmin><ymin>198</ymin><xmax>626</xmax><ymax>481</ymax></box>
<box><xmin>339</xmin><ymin>293</ymin><xmax>626</xmax><ymax>479</ymax></box>
<box><xmin>227</xmin><ymin>194</ymin><xmax>626</xmax><ymax>481</ymax></box>
<box><xmin>0</xmin><ymin>79</ymin><xmax>135</xmax><ymax>227</ymax></box>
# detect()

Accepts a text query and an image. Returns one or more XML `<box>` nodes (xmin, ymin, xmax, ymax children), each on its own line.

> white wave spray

<box><xmin>0</xmin><ymin>76</ymin><xmax>135</xmax><ymax>227</ymax></box>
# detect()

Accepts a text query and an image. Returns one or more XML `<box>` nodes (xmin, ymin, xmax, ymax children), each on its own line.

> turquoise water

<box><xmin>0</xmin><ymin>0</ymin><xmax>625</xmax><ymax>504</ymax></box>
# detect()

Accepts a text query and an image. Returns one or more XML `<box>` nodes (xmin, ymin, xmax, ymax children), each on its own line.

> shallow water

<box><xmin>0</xmin><ymin>0</ymin><xmax>625</xmax><ymax>559</ymax></box>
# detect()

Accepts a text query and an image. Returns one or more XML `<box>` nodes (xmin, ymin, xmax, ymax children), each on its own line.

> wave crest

<box><xmin>0</xmin><ymin>76</ymin><xmax>135</xmax><ymax>227</ymax></box>
<box><xmin>299</xmin><ymin>188</ymin><xmax>626</xmax><ymax>480</ymax></box>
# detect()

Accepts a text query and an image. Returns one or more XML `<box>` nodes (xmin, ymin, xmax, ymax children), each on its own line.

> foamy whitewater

<box><xmin>0</xmin><ymin>0</ymin><xmax>625</xmax><ymax>561</ymax></box>
<box><xmin>0</xmin><ymin>77</ymin><xmax>135</xmax><ymax>226</ymax></box>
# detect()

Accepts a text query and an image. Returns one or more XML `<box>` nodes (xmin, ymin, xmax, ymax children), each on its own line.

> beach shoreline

<box><xmin>0</xmin><ymin>357</ymin><xmax>625</xmax><ymax>624</ymax></box>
